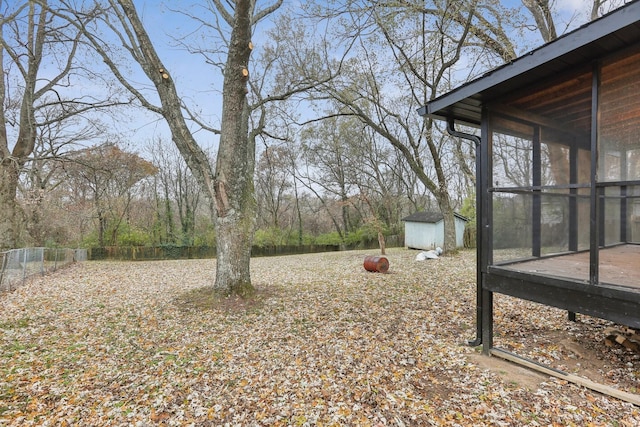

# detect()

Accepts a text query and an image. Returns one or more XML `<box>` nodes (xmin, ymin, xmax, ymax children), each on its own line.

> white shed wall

<box><xmin>404</xmin><ymin>217</ymin><xmax>468</xmax><ymax>250</ymax></box>
<box><xmin>455</xmin><ymin>217</ymin><xmax>466</xmax><ymax>248</ymax></box>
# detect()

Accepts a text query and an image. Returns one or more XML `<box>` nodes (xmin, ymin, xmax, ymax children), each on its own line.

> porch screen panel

<box><xmin>603</xmin><ymin>187</ymin><xmax>622</xmax><ymax>245</ymax></box>
<box><xmin>492</xmin><ymin>192</ymin><xmax>533</xmax><ymax>262</ymax></box>
<box><xmin>539</xmin><ymin>136</ymin><xmax>571</xmax><ymax>255</ymax></box>
<box><xmin>539</xmin><ymin>192</ymin><xmax>570</xmax><ymax>255</ymax></box>
<box><xmin>599</xmin><ymin>45</ymin><xmax>640</xmax><ymax>183</ymax></box>
<box><xmin>490</xmin><ymin>65</ymin><xmax>593</xmax><ymax>264</ymax></box>
<box><xmin>599</xmin><ymin>44</ymin><xmax>640</xmax><ymax>252</ymax></box>
<box><xmin>628</xmin><ymin>186</ymin><xmax>640</xmax><ymax>243</ymax></box>
<box><xmin>492</xmin><ymin>123</ymin><xmax>534</xmax><ymax>262</ymax></box>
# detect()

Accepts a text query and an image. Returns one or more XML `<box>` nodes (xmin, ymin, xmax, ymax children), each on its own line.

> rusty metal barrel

<box><xmin>363</xmin><ymin>255</ymin><xmax>389</xmax><ymax>273</ymax></box>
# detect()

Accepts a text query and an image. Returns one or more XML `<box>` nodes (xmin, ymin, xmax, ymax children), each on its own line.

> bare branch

<box><xmin>210</xmin><ymin>0</ymin><xmax>234</xmax><ymax>26</ymax></box>
<box><xmin>252</xmin><ymin>0</ymin><xmax>284</xmax><ymax>24</ymax></box>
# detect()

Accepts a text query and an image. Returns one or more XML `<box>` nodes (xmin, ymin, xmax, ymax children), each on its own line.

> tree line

<box><xmin>11</xmin><ymin>129</ymin><xmax>434</xmax><ymax>250</ymax></box>
<box><xmin>0</xmin><ymin>0</ymin><xmax>624</xmax><ymax>295</ymax></box>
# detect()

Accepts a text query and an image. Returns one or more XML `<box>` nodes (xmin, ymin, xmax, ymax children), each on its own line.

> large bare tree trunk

<box><xmin>440</xmin><ymin>202</ymin><xmax>457</xmax><ymax>253</ymax></box>
<box><xmin>60</xmin><ymin>0</ymin><xmax>287</xmax><ymax>296</ymax></box>
<box><xmin>0</xmin><ymin>1</ymin><xmax>41</xmax><ymax>249</ymax></box>
<box><xmin>112</xmin><ymin>0</ymin><xmax>257</xmax><ymax>295</ymax></box>
<box><xmin>0</xmin><ymin>162</ymin><xmax>20</xmax><ymax>249</ymax></box>
<box><xmin>213</xmin><ymin>0</ymin><xmax>256</xmax><ymax>296</ymax></box>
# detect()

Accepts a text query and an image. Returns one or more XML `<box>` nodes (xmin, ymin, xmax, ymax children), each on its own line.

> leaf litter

<box><xmin>0</xmin><ymin>249</ymin><xmax>638</xmax><ymax>426</ymax></box>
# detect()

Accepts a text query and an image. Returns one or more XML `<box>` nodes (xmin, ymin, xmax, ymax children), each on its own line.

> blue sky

<box><xmin>118</xmin><ymin>0</ymin><xmax>620</xmax><ymax>155</ymax></box>
<box><xmin>111</xmin><ymin>1</ymin><xmax>224</xmax><ymax>154</ymax></box>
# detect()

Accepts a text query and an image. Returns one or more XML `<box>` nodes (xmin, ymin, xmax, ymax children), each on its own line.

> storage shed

<box><xmin>402</xmin><ymin>211</ymin><xmax>468</xmax><ymax>250</ymax></box>
<box><xmin>419</xmin><ymin>0</ymin><xmax>640</xmax><ymax>392</ymax></box>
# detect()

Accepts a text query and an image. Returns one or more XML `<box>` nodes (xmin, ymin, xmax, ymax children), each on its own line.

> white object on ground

<box><xmin>415</xmin><ymin>249</ymin><xmax>440</xmax><ymax>261</ymax></box>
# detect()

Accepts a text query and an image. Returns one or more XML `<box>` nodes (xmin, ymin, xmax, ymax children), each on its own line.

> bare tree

<box><xmin>306</xmin><ymin>1</ymin><xmax>517</xmax><ymax>251</ymax></box>
<box><xmin>0</xmin><ymin>1</ymin><xmax>121</xmax><ymax>249</ymax></box>
<box><xmin>255</xmin><ymin>143</ymin><xmax>294</xmax><ymax>230</ymax></box>
<box><xmin>350</xmin><ymin>126</ymin><xmax>407</xmax><ymax>232</ymax></box>
<box><xmin>52</xmin><ymin>0</ymin><xmax>343</xmax><ymax>295</ymax></box>
<box><xmin>522</xmin><ymin>0</ymin><xmax>557</xmax><ymax>42</ymax></box>
<box><xmin>522</xmin><ymin>0</ymin><xmax>626</xmax><ymax>35</ymax></box>
<box><xmin>147</xmin><ymin>137</ymin><xmax>202</xmax><ymax>246</ymax></box>
<box><xmin>19</xmin><ymin>110</ymin><xmax>103</xmax><ymax>245</ymax></box>
<box><xmin>589</xmin><ymin>0</ymin><xmax>627</xmax><ymax>19</ymax></box>
<box><xmin>300</xmin><ymin>117</ymin><xmax>358</xmax><ymax>239</ymax></box>
<box><xmin>52</xmin><ymin>0</ymin><xmax>250</xmax><ymax>294</ymax></box>
<box><xmin>148</xmin><ymin>138</ymin><xmax>178</xmax><ymax>245</ymax></box>
<box><xmin>63</xmin><ymin>144</ymin><xmax>156</xmax><ymax>246</ymax></box>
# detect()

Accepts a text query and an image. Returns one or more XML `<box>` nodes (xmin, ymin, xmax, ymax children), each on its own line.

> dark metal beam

<box><xmin>481</xmin><ymin>110</ymin><xmax>493</xmax><ymax>355</ymax></box>
<box><xmin>532</xmin><ymin>126</ymin><xmax>542</xmax><ymax>258</ymax></box>
<box><xmin>446</xmin><ymin>118</ymin><xmax>483</xmax><ymax>347</ymax></box>
<box><xmin>590</xmin><ymin>62</ymin><xmax>600</xmax><ymax>285</ymax></box>
<box><xmin>486</xmin><ymin>268</ymin><xmax>640</xmax><ymax>329</ymax></box>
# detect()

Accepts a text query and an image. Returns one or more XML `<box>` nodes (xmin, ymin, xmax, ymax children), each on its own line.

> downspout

<box><xmin>447</xmin><ymin>118</ymin><xmax>482</xmax><ymax>346</ymax></box>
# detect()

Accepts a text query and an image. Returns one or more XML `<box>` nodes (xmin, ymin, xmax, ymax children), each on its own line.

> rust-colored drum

<box><xmin>363</xmin><ymin>256</ymin><xmax>389</xmax><ymax>273</ymax></box>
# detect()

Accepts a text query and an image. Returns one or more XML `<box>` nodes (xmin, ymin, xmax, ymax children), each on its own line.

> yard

<box><xmin>0</xmin><ymin>248</ymin><xmax>638</xmax><ymax>426</ymax></box>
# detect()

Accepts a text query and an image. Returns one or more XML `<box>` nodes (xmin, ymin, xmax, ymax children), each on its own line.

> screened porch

<box><xmin>420</xmin><ymin>1</ymin><xmax>640</xmax><ymax>353</ymax></box>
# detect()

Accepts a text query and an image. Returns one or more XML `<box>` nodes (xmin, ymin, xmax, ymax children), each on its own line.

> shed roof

<box><xmin>418</xmin><ymin>0</ymin><xmax>640</xmax><ymax>126</ymax></box>
<box><xmin>402</xmin><ymin>211</ymin><xmax>468</xmax><ymax>224</ymax></box>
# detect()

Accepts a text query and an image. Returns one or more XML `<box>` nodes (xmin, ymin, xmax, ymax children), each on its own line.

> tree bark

<box><xmin>378</xmin><ymin>231</ymin><xmax>386</xmax><ymax>255</ymax></box>
<box><xmin>213</xmin><ymin>0</ymin><xmax>255</xmax><ymax>296</ymax></box>
<box><xmin>440</xmin><ymin>200</ymin><xmax>457</xmax><ymax>253</ymax></box>
<box><xmin>0</xmin><ymin>161</ymin><xmax>20</xmax><ymax>249</ymax></box>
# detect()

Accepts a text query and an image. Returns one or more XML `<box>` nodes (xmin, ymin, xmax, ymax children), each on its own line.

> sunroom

<box><xmin>419</xmin><ymin>0</ymin><xmax>640</xmax><ymax>371</ymax></box>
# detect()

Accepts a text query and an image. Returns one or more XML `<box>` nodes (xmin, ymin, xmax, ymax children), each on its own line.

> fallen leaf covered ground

<box><xmin>1</xmin><ymin>248</ymin><xmax>638</xmax><ymax>426</ymax></box>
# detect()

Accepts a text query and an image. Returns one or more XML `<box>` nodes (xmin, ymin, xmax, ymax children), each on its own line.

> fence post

<box><xmin>0</xmin><ymin>252</ymin><xmax>6</xmax><ymax>291</ymax></box>
<box><xmin>40</xmin><ymin>248</ymin><xmax>45</xmax><ymax>276</ymax></box>
<box><xmin>22</xmin><ymin>249</ymin><xmax>27</xmax><ymax>283</ymax></box>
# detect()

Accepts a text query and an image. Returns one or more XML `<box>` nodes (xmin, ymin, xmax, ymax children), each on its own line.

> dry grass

<box><xmin>0</xmin><ymin>248</ymin><xmax>638</xmax><ymax>426</ymax></box>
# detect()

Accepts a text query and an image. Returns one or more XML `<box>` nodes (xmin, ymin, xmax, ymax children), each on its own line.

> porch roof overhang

<box><xmin>418</xmin><ymin>0</ymin><xmax>640</xmax><ymax>126</ymax></box>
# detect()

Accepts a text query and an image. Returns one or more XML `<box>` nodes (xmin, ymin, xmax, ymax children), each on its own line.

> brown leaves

<box><xmin>0</xmin><ymin>250</ymin><xmax>638</xmax><ymax>425</ymax></box>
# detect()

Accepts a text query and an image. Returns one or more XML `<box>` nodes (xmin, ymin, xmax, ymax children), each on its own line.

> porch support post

<box><xmin>446</xmin><ymin>117</ymin><xmax>483</xmax><ymax>347</ymax></box>
<box><xmin>568</xmin><ymin>141</ymin><xmax>578</xmax><ymax>322</ymax></box>
<box><xmin>589</xmin><ymin>62</ymin><xmax>600</xmax><ymax>285</ymax></box>
<box><xmin>482</xmin><ymin>288</ymin><xmax>494</xmax><ymax>354</ymax></box>
<box><xmin>532</xmin><ymin>126</ymin><xmax>542</xmax><ymax>257</ymax></box>
<box><xmin>480</xmin><ymin>109</ymin><xmax>493</xmax><ymax>354</ymax></box>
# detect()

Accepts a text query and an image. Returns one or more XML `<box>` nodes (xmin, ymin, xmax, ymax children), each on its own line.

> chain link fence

<box><xmin>0</xmin><ymin>248</ymin><xmax>87</xmax><ymax>292</ymax></box>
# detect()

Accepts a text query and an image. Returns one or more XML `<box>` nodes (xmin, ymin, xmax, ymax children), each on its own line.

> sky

<box><xmin>113</xmin><ymin>1</ymin><xmax>224</xmax><ymax>154</ymax></box>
